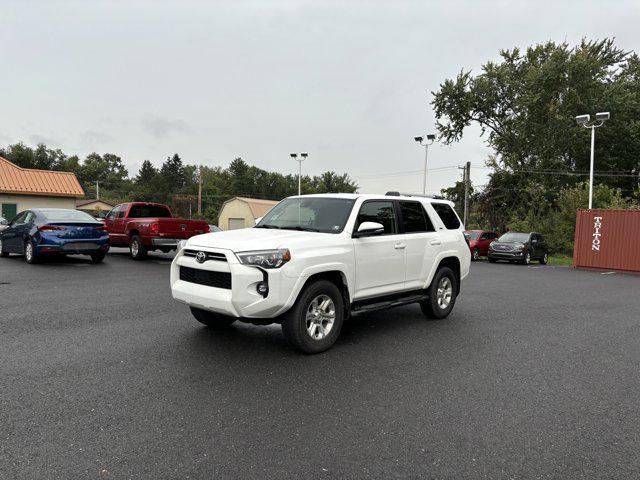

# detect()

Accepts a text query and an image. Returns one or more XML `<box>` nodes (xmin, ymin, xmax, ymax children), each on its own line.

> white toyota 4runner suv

<box><xmin>170</xmin><ymin>193</ymin><xmax>470</xmax><ymax>353</ymax></box>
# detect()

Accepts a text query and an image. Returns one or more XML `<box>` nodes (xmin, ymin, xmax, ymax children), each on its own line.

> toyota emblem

<box><xmin>195</xmin><ymin>251</ymin><xmax>206</xmax><ymax>263</ymax></box>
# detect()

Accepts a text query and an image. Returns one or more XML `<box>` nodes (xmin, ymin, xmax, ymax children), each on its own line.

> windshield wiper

<box><xmin>281</xmin><ymin>225</ymin><xmax>320</xmax><ymax>232</ymax></box>
<box><xmin>255</xmin><ymin>224</ymin><xmax>280</xmax><ymax>229</ymax></box>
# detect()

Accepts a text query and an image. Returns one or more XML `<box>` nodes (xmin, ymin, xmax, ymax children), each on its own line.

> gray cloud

<box><xmin>28</xmin><ymin>134</ymin><xmax>60</xmax><ymax>147</ymax></box>
<box><xmin>80</xmin><ymin>130</ymin><xmax>113</xmax><ymax>146</ymax></box>
<box><xmin>141</xmin><ymin>115</ymin><xmax>191</xmax><ymax>139</ymax></box>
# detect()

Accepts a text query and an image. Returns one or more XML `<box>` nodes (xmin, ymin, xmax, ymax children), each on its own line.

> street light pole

<box><xmin>414</xmin><ymin>134</ymin><xmax>436</xmax><ymax>195</ymax></box>
<box><xmin>576</xmin><ymin>112</ymin><xmax>610</xmax><ymax>210</ymax></box>
<box><xmin>291</xmin><ymin>153</ymin><xmax>308</xmax><ymax>196</ymax></box>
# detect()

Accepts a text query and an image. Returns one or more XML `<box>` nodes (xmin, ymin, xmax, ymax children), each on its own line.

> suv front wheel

<box><xmin>281</xmin><ymin>280</ymin><xmax>345</xmax><ymax>354</ymax></box>
<box><xmin>421</xmin><ymin>266</ymin><xmax>457</xmax><ymax>320</ymax></box>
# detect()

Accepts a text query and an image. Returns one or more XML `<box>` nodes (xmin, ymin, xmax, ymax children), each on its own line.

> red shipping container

<box><xmin>573</xmin><ymin>209</ymin><xmax>640</xmax><ymax>272</ymax></box>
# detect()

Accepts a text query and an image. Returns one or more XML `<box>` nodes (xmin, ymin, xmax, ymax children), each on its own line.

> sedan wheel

<box><xmin>24</xmin><ymin>241</ymin><xmax>38</xmax><ymax>264</ymax></box>
<box><xmin>524</xmin><ymin>252</ymin><xmax>531</xmax><ymax>265</ymax></box>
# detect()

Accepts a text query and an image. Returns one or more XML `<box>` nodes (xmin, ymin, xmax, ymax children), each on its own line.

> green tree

<box><xmin>159</xmin><ymin>153</ymin><xmax>186</xmax><ymax>199</ymax></box>
<box><xmin>432</xmin><ymin>39</ymin><xmax>640</xmax><ymax>195</ymax></box>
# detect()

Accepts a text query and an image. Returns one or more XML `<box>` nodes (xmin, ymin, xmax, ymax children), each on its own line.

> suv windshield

<box><xmin>498</xmin><ymin>232</ymin><xmax>530</xmax><ymax>243</ymax></box>
<box><xmin>256</xmin><ymin>197</ymin><xmax>355</xmax><ymax>233</ymax></box>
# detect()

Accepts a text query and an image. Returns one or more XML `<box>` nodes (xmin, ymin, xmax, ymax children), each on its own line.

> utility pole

<box><xmin>96</xmin><ymin>181</ymin><xmax>100</xmax><ymax>200</ymax></box>
<box><xmin>197</xmin><ymin>166</ymin><xmax>202</xmax><ymax>216</ymax></box>
<box><xmin>458</xmin><ymin>162</ymin><xmax>470</xmax><ymax>227</ymax></box>
<box><xmin>463</xmin><ymin>161</ymin><xmax>470</xmax><ymax>228</ymax></box>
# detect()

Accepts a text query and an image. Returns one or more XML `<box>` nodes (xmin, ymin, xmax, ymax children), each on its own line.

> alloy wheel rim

<box><xmin>473</xmin><ymin>249</ymin><xmax>479</xmax><ymax>260</ymax></box>
<box><xmin>131</xmin><ymin>241</ymin><xmax>139</xmax><ymax>256</ymax></box>
<box><xmin>305</xmin><ymin>294</ymin><xmax>336</xmax><ymax>340</ymax></box>
<box><xmin>525</xmin><ymin>253</ymin><xmax>530</xmax><ymax>264</ymax></box>
<box><xmin>26</xmin><ymin>243</ymin><xmax>32</xmax><ymax>261</ymax></box>
<box><xmin>436</xmin><ymin>277</ymin><xmax>453</xmax><ymax>309</ymax></box>
<box><xmin>544</xmin><ymin>253</ymin><xmax>548</xmax><ymax>263</ymax></box>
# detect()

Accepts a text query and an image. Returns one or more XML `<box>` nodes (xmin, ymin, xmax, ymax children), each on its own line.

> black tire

<box><xmin>420</xmin><ymin>266</ymin><xmax>457</xmax><ymax>320</ymax></box>
<box><xmin>540</xmin><ymin>252</ymin><xmax>548</xmax><ymax>265</ymax></box>
<box><xmin>0</xmin><ymin>238</ymin><xmax>8</xmax><ymax>258</ymax></box>
<box><xmin>129</xmin><ymin>235</ymin><xmax>147</xmax><ymax>260</ymax></box>
<box><xmin>91</xmin><ymin>252</ymin><xmax>106</xmax><ymax>264</ymax></box>
<box><xmin>24</xmin><ymin>239</ymin><xmax>38</xmax><ymax>264</ymax></box>
<box><xmin>472</xmin><ymin>247</ymin><xmax>480</xmax><ymax>261</ymax></box>
<box><xmin>190</xmin><ymin>307</ymin><xmax>236</xmax><ymax>328</ymax></box>
<box><xmin>522</xmin><ymin>251</ymin><xmax>531</xmax><ymax>265</ymax></box>
<box><xmin>281</xmin><ymin>280</ymin><xmax>344</xmax><ymax>354</ymax></box>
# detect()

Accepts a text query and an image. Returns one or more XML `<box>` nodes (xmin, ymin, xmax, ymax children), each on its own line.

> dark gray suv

<box><xmin>487</xmin><ymin>232</ymin><xmax>548</xmax><ymax>265</ymax></box>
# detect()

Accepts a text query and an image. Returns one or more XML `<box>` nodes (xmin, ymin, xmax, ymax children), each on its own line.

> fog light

<box><xmin>256</xmin><ymin>282</ymin><xmax>269</xmax><ymax>297</ymax></box>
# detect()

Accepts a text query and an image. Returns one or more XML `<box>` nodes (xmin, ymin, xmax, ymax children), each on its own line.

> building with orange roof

<box><xmin>0</xmin><ymin>156</ymin><xmax>85</xmax><ymax>221</ymax></box>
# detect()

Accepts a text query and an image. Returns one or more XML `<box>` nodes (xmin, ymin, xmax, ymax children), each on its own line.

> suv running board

<box><xmin>351</xmin><ymin>291</ymin><xmax>428</xmax><ymax>315</ymax></box>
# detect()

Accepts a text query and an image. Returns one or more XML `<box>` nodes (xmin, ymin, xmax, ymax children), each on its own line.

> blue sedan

<box><xmin>0</xmin><ymin>208</ymin><xmax>110</xmax><ymax>264</ymax></box>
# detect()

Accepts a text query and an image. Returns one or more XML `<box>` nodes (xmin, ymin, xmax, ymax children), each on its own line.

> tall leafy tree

<box><xmin>159</xmin><ymin>153</ymin><xmax>186</xmax><ymax>198</ymax></box>
<box><xmin>432</xmin><ymin>38</ymin><xmax>640</xmax><ymax>193</ymax></box>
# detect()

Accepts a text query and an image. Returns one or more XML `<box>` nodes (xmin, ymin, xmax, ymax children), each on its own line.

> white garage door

<box><xmin>228</xmin><ymin>218</ymin><xmax>245</xmax><ymax>230</ymax></box>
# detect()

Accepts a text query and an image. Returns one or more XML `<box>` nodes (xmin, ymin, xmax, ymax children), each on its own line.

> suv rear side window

<box><xmin>431</xmin><ymin>203</ymin><xmax>461</xmax><ymax>229</ymax></box>
<box><xmin>356</xmin><ymin>201</ymin><xmax>398</xmax><ymax>234</ymax></box>
<box><xmin>399</xmin><ymin>201</ymin><xmax>434</xmax><ymax>233</ymax></box>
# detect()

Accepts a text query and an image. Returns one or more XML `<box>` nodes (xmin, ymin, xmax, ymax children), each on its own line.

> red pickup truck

<box><xmin>104</xmin><ymin>202</ymin><xmax>209</xmax><ymax>259</ymax></box>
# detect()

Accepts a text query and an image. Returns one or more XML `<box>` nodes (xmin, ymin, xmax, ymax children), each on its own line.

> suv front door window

<box><xmin>353</xmin><ymin>200</ymin><xmax>405</xmax><ymax>298</ymax></box>
<box><xmin>399</xmin><ymin>201</ymin><xmax>440</xmax><ymax>290</ymax></box>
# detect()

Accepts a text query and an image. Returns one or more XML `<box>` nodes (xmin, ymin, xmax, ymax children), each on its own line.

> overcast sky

<box><xmin>1</xmin><ymin>0</ymin><xmax>637</xmax><ymax>195</ymax></box>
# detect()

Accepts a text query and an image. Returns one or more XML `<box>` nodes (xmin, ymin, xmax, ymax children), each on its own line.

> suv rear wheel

<box><xmin>190</xmin><ymin>307</ymin><xmax>236</xmax><ymax>328</ymax></box>
<box><xmin>281</xmin><ymin>280</ymin><xmax>344</xmax><ymax>354</ymax></box>
<box><xmin>420</xmin><ymin>266</ymin><xmax>457</xmax><ymax>320</ymax></box>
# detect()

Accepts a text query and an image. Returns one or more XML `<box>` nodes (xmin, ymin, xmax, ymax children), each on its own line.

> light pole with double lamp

<box><xmin>414</xmin><ymin>134</ymin><xmax>436</xmax><ymax>195</ymax></box>
<box><xmin>576</xmin><ymin>112</ymin><xmax>610</xmax><ymax>209</ymax></box>
<box><xmin>290</xmin><ymin>152</ymin><xmax>308</xmax><ymax>196</ymax></box>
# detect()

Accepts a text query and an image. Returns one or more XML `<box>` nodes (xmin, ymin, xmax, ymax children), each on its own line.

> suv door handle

<box><xmin>429</xmin><ymin>240</ymin><xmax>442</xmax><ymax>246</ymax></box>
<box><xmin>394</xmin><ymin>243</ymin><xmax>406</xmax><ymax>250</ymax></box>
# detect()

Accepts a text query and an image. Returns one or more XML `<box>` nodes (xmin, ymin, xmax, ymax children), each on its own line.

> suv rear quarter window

<box><xmin>431</xmin><ymin>203</ymin><xmax>461</xmax><ymax>230</ymax></box>
<box><xmin>399</xmin><ymin>201</ymin><xmax>434</xmax><ymax>233</ymax></box>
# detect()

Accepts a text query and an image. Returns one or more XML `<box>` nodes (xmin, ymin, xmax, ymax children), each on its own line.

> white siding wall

<box><xmin>0</xmin><ymin>194</ymin><xmax>77</xmax><ymax>216</ymax></box>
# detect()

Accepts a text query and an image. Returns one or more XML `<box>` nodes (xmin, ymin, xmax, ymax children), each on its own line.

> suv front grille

<box><xmin>183</xmin><ymin>250</ymin><xmax>227</xmax><ymax>262</ymax></box>
<box><xmin>179</xmin><ymin>266</ymin><xmax>232</xmax><ymax>289</ymax></box>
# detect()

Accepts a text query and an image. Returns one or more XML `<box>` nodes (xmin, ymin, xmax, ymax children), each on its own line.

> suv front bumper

<box><xmin>170</xmin><ymin>247</ymin><xmax>297</xmax><ymax>319</ymax></box>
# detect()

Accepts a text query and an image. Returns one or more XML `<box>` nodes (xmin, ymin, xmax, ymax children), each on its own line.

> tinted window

<box><xmin>432</xmin><ymin>203</ymin><xmax>461</xmax><ymax>229</ymax></box>
<box><xmin>129</xmin><ymin>204</ymin><xmax>172</xmax><ymax>218</ymax></box>
<box><xmin>40</xmin><ymin>210</ymin><xmax>98</xmax><ymax>222</ymax></box>
<box><xmin>356</xmin><ymin>201</ymin><xmax>398</xmax><ymax>234</ymax></box>
<box><xmin>12</xmin><ymin>211</ymin><xmax>28</xmax><ymax>225</ymax></box>
<box><xmin>117</xmin><ymin>205</ymin><xmax>127</xmax><ymax>219</ymax></box>
<box><xmin>399</xmin><ymin>201</ymin><xmax>433</xmax><ymax>233</ymax></box>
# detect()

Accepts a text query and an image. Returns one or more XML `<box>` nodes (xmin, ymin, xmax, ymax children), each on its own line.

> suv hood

<box><xmin>186</xmin><ymin>227</ymin><xmax>328</xmax><ymax>252</ymax></box>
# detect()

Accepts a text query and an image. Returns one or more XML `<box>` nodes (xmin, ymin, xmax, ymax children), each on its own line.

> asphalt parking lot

<box><xmin>1</xmin><ymin>251</ymin><xmax>640</xmax><ymax>479</ymax></box>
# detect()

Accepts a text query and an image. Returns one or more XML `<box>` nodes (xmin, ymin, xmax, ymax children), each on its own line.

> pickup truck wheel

<box><xmin>129</xmin><ymin>235</ymin><xmax>147</xmax><ymax>260</ymax></box>
<box><xmin>281</xmin><ymin>280</ymin><xmax>344</xmax><ymax>354</ymax></box>
<box><xmin>190</xmin><ymin>307</ymin><xmax>236</xmax><ymax>328</ymax></box>
<box><xmin>421</xmin><ymin>267</ymin><xmax>457</xmax><ymax>320</ymax></box>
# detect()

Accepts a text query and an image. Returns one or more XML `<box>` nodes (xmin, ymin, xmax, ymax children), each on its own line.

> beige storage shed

<box><xmin>218</xmin><ymin>197</ymin><xmax>279</xmax><ymax>230</ymax></box>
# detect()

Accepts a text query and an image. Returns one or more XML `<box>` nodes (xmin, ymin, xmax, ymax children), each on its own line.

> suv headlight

<box><xmin>177</xmin><ymin>239</ymin><xmax>188</xmax><ymax>252</ymax></box>
<box><xmin>237</xmin><ymin>249</ymin><xmax>291</xmax><ymax>269</ymax></box>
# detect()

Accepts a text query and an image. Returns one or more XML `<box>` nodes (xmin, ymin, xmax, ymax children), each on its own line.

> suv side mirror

<box><xmin>354</xmin><ymin>221</ymin><xmax>384</xmax><ymax>237</ymax></box>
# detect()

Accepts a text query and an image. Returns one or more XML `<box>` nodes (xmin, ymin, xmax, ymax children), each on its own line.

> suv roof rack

<box><xmin>385</xmin><ymin>191</ymin><xmax>447</xmax><ymax>200</ymax></box>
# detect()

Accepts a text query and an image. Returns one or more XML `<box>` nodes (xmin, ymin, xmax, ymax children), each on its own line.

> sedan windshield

<box><xmin>464</xmin><ymin>231</ymin><xmax>481</xmax><ymax>240</ymax></box>
<box><xmin>256</xmin><ymin>197</ymin><xmax>355</xmax><ymax>234</ymax></box>
<box><xmin>498</xmin><ymin>232</ymin><xmax>530</xmax><ymax>243</ymax></box>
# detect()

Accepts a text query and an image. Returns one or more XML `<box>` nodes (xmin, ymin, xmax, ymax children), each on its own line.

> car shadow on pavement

<box><xmin>184</xmin><ymin>304</ymin><xmax>449</xmax><ymax>357</ymax></box>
